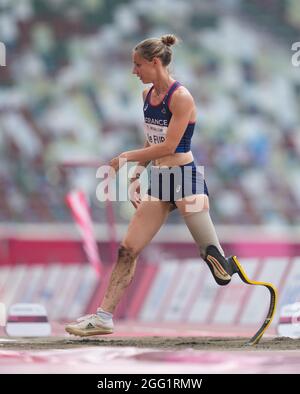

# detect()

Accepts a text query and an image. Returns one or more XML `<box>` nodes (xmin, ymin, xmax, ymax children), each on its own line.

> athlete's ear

<box><xmin>152</xmin><ymin>57</ymin><xmax>160</xmax><ymax>66</ymax></box>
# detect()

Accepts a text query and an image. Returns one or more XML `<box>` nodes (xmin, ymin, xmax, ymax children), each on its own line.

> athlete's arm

<box><xmin>130</xmin><ymin>139</ymin><xmax>150</xmax><ymax>180</ymax></box>
<box><xmin>119</xmin><ymin>89</ymin><xmax>194</xmax><ymax>163</ymax></box>
<box><xmin>129</xmin><ymin>88</ymin><xmax>152</xmax><ymax>179</ymax></box>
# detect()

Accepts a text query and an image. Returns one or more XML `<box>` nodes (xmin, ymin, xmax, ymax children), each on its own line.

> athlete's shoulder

<box><xmin>174</xmin><ymin>84</ymin><xmax>193</xmax><ymax>99</ymax></box>
<box><xmin>170</xmin><ymin>84</ymin><xmax>194</xmax><ymax>109</ymax></box>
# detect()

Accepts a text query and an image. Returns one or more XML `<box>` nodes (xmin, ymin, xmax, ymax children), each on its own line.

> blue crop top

<box><xmin>143</xmin><ymin>81</ymin><xmax>195</xmax><ymax>153</ymax></box>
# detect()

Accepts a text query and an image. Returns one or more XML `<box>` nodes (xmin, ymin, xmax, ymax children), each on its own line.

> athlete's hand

<box><xmin>108</xmin><ymin>155</ymin><xmax>126</xmax><ymax>177</ymax></box>
<box><xmin>128</xmin><ymin>178</ymin><xmax>141</xmax><ymax>209</ymax></box>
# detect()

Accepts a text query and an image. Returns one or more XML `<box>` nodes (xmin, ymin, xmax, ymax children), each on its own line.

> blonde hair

<box><xmin>134</xmin><ymin>34</ymin><xmax>180</xmax><ymax>66</ymax></box>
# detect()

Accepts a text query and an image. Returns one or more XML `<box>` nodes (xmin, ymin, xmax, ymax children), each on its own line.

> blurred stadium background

<box><xmin>1</xmin><ymin>0</ymin><xmax>300</xmax><ymax>335</ymax></box>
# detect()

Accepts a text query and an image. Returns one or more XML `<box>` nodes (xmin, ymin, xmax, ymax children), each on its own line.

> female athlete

<box><xmin>65</xmin><ymin>34</ymin><xmax>239</xmax><ymax>336</ymax></box>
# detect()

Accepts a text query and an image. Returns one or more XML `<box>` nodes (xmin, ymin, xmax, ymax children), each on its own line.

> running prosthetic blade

<box><xmin>227</xmin><ymin>255</ymin><xmax>278</xmax><ymax>346</ymax></box>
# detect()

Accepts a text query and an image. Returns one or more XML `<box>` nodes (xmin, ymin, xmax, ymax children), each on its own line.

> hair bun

<box><xmin>161</xmin><ymin>34</ymin><xmax>179</xmax><ymax>47</ymax></box>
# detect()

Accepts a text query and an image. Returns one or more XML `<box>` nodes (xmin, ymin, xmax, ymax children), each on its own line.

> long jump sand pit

<box><xmin>1</xmin><ymin>335</ymin><xmax>300</xmax><ymax>373</ymax></box>
<box><xmin>1</xmin><ymin>322</ymin><xmax>300</xmax><ymax>373</ymax></box>
<box><xmin>1</xmin><ymin>335</ymin><xmax>300</xmax><ymax>351</ymax></box>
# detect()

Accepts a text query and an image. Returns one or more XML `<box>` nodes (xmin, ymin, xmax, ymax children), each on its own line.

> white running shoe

<box><xmin>65</xmin><ymin>314</ymin><xmax>114</xmax><ymax>337</ymax></box>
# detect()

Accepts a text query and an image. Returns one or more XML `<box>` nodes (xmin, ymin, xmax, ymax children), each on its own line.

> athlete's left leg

<box><xmin>175</xmin><ymin>194</ymin><xmax>233</xmax><ymax>285</ymax></box>
<box><xmin>175</xmin><ymin>194</ymin><xmax>278</xmax><ymax>345</ymax></box>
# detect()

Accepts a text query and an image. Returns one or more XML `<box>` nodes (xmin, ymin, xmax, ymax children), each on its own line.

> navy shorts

<box><xmin>146</xmin><ymin>161</ymin><xmax>209</xmax><ymax>206</ymax></box>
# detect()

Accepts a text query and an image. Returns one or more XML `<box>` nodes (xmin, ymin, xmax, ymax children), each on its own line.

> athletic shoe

<box><xmin>65</xmin><ymin>314</ymin><xmax>114</xmax><ymax>337</ymax></box>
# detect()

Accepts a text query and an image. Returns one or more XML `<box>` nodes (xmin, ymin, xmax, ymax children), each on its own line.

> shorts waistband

<box><xmin>151</xmin><ymin>161</ymin><xmax>195</xmax><ymax>170</ymax></box>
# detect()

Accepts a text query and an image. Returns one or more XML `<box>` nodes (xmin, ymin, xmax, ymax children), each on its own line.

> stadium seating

<box><xmin>0</xmin><ymin>0</ymin><xmax>299</xmax><ymax>225</ymax></box>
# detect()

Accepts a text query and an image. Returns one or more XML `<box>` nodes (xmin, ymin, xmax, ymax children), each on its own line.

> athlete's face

<box><xmin>132</xmin><ymin>51</ymin><xmax>156</xmax><ymax>84</ymax></box>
